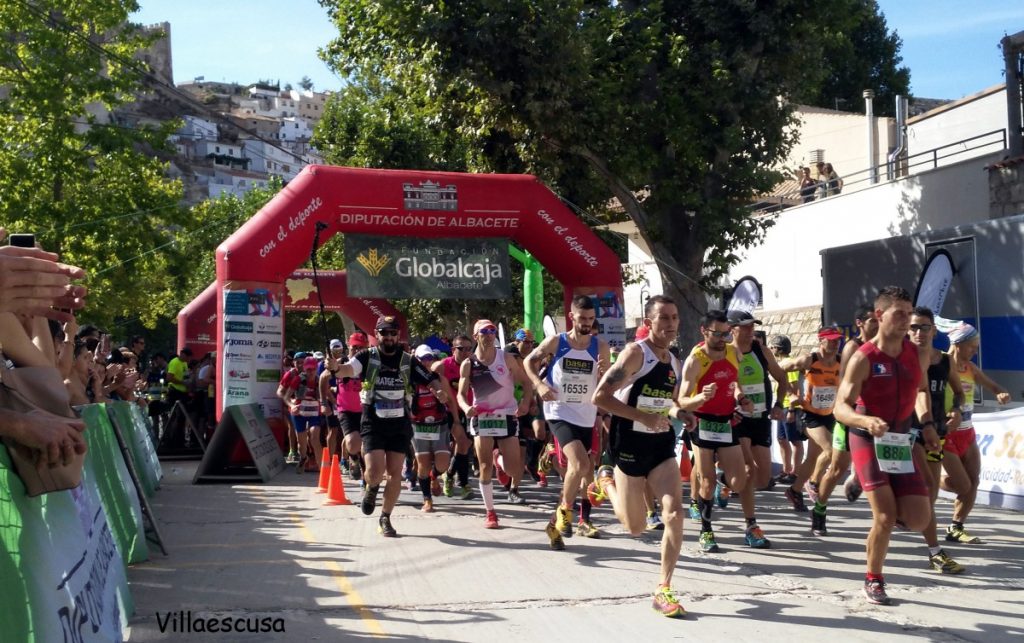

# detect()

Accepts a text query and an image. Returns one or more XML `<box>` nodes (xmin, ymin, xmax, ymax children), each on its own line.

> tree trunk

<box><xmin>648</xmin><ymin>240</ymin><xmax>708</xmax><ymax>350</ymax></box>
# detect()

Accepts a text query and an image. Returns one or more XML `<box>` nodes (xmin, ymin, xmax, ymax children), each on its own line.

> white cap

<box><xmin>329</xmin><ymin>338</ymin><xmax>344</xmax><ymax>349</ymax></box>
<box><xmin>313</xmin><ymin>351</ymin><xmax>325</xmax><ymax>360</ymax></box>
<box><xmin>414</xmin><ymin>344</ymin><xmax>435</xmax><ymax>360</ymax></box>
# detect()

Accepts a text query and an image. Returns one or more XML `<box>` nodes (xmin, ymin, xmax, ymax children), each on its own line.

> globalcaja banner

<box><xmin>345</xmin><ymin>235</ymin><xmax>511</xmax><ymax>299</ymax></box>
<box><xmin>0</xmin><ymin>445</ymin><xmax>132</xmax><ymax>642</ymax></box>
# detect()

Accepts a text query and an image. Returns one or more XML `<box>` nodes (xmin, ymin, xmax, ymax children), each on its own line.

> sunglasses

<box><xmin>707</xmin><ymin>330</ymin><xmax>733</xmax><ymax>339</ymax></box>
<box><xmin>378</xmin><ymin>330</ymin><xmax>399</xmax><ymax>337</ymax></box>
<box><xmin>453</xmin><ymin>345</ymin><xmax>472</xmax><ymax>351</ymax></box>
<box><xmin>909</xmin><ymin>324</ymin><xmax>933</xmax><ymax>333</ymax></box>
<box><xmin>478</xmin><ymin>328</ymin><xmax>496</xmax><ymax>335</ymax></box>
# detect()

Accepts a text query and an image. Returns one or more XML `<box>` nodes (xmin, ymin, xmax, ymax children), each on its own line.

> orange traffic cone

<box><xmin>324</xmin><ymin>454</ymin><xmax>352</xmax><ymax>505</ymax></box>
<box><xmin>316</xmin><ymin>447</ymin><xmax>331</xmax><ymax>493</ymax></box>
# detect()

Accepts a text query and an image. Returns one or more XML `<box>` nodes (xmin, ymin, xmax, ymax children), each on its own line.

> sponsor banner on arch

<box><xmin>345</xmin><ymin>235</ymin><xmax>511</xmax><ymax>299</ymax></box>
<box><xmin>222</xmin><ymin>282</ymin><xmax>285</xmax><ymax>421</ymax></box>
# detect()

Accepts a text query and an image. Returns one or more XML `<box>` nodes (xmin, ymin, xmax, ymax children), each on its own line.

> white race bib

<box><xmin>810</xmin><ymin>386</ymin><xmax>837</xmax><ymax>411</ymax></box>
<box><xmin>560</xmin><ymin>373</ymin><xmax>592</xmax><ymax>405</ymax></box>
<box><xmin>632</xmin><ymin>394</ymin><xmax>672</xmax><ymax>433</ymax></box>
<box><xmin>874</xmin><ymin>432</ymin><xmax>915</xmax><ymax>474</ymax></box>
<box><xmin>299</xmin><ymin>400</ymin><xmax>319</xmax><ymax>417</ymax></box>
<box><xmin>959</xmin><ymin>400</ymin><xmax>974</xmax><ymax>429</ymax></box>
<box><xmin>698</xmin><ymin>417</ymin><xmax>733</xmax><ymax>443</ymax></box>
<box><xmin>374</xmin><ymin>390</ymin><xmax>406</xmax><ymax>419</ymax></box>
<box><xmin>475</xmin><ymin>412</ymin><xmax>508</xmax><ymax>437</ymax></box>
<box><xmin>741</xmin><ymin>383</ymin><xmax>767</xmax><ymax>414</ymax></box>
<box><xmin>413</xmin><ymin>423</ymin><xmax>441</xmax><ymax>441</ymax></box>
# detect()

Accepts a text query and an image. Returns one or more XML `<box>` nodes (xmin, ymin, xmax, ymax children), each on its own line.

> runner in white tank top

<box><xmin>457</xmin><ymin>319</ymin><xmax>534</xmax><ymax>529</ymax></box>
<box><xmin>526</xmin><ymin>296</ymin><xmax>610</xmax><ymax>548</ymax></box>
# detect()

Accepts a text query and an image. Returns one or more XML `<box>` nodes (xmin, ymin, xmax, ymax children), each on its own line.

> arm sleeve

<box><xmin>346</xmin><ymin>351</ymin><xmax>367</xmax><ymax>378</ymax></box>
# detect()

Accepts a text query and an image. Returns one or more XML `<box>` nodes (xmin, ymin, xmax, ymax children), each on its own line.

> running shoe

<box><xmin>285</xmin><ymin>450</ymin><xmax>298</xmax><ymax>464</ymax></box>
<box><xmin>863</xmin><ymin>578</ymin><xmax>891</xmax><ymax>605</ymax></box>
<box><xmin>538</xmin><ymin>443</ymin><xmax>555</xmax><ymax>473</ymax></box>
<box><xmin>296</xmin><ymin>457</ymin><xmax>306</xmax><ymax>474</ymax></box>
<box><xmin>785</xmin><ymin>487</ymin><xmax>808</xmax><ymax>512</ymax></box>
<box><xmin>577</xmin><ymin>520</ymin><xmax>601</xmax><ymax>538</ymax></box>
<box><xmin>804</xmin><ymin>480</ymin><xmax>820</xmax><ymax>504</ymax></box>
<box><xmin>928</xmin><ymin>549</ymin><xmax>966</xmax><ymax>574</ymax></box>
<box><xmin>844</xmin><ymin>477</ymin><xmax>863</xmax><ymax>503</ymax></box>
<box><xmin>442</xmin><ymin>472</ymin><xmax>454</xmax><ymax>497</ymax></box>
<box><xmin>545</xmin><ymin>521</ymin><xmax>565</xmax><ymax>550</ymax></box>
<box><xmin>537</xmin><ymin>472</ymin><xmax>548</xmax><ymax>488</ymax></box>
<box><xmin>555</xmin><ymin>506</ymin><xmax>574</xmax><ymax>539</ymax></box>
<box><xmin>776</xmin><ymin>472</ymin><xmax>796</xmax><ymax>485</ymax></box>
<box><xmin>745</xmin><ymin>525</ymin><xmax>771</xmax><ymax>549</ymax></box>
<box><xmin>714</xmin><ymin>479</ymin><xmax>729</xmax><ymax>509</ymax></box>
<box><xmin>484</xmin><ymin>510</ymin><xmax>500</xmax><ymax>529</ymax></box>
<box><xmin>698</xmin><ymin>530</ymin><xmax>720</xmax><ymax>553</ymax></box>
<box><xmin>459</xmin><ymin>485</ymin><xmax>474</xmax><ymax>500</ymax></box>
<box><xmin>652</xmin><ymin>586</ymin><xmax>686</xmax><ymax>618</ymax></box>
<box><xmin>587</xmin><ymin>465</ymin><xmax>615</xmax><ymax>506</ymax></box>
<box><xmin>507</xmin><ymin>488</ymin><xmax>526</xmax><ymax>505</ymax></box>
<box><xmin>946</xmin><ymin>524</ymin><xmax>982</xmax><ymax>544</ymax></box>
<box><xmin>811</xmin><ymin>510</ymin><xmax>829</xmax><ymax>536</ymax></box>
<box><xmin>430</xmin><ymin>472</ymin><xmax>441</xmax><ymax>497</ymax></box>
<box><xmin>646</xmin><ymin>511</ymin><xmax>664</xmax><ymax>531</ymax></box>
<box><xmin>688</xmin><ymin>499</ymin><xmax>700</xmax><ymax>522</ymax></box>
<box><xmin>421</xmin><ymin>499</ymin><xmax>434</xmax><ymax>513</ymax></box>
<box><xmin>378</xmin><ymin>515</ymin><xmax>397</xmax><ymax>537</ymax></box>
<box><xmin>360</xmin><ymin>485</ymin><xmax>379</xmax><ymax>516</ymax></box>
<box><xmin>349</xmin><ymin>458</ymin><xmax>362</xmax><ymax>481</ymax></box>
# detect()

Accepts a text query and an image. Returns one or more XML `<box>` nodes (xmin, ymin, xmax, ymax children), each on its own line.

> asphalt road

<box><xmin>126</xmin><ymin>462</ymin><xmax>1024</xmax><ymax>642</ymax></box>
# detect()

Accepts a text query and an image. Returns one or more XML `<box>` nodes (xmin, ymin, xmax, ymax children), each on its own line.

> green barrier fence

<box><xmin>0</xmin><ymin>443</ymin><xmax>132</xmax><ymax>642</ymax></box>
<box><xmin>79</xmin><ymin>404</ymin><xmax>148</xmax><ymax>565</ymax></box>
<box><xmin>107</xmin><ymin>402</ymin><xmax>162</xmax><ymax>497</ymax></box>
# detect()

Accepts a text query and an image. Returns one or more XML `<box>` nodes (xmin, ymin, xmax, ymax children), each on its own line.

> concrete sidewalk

<box><xmin>126</xmin><ymin>463</ymin><xmax>1024</xmax><ymax>642</ymax></box>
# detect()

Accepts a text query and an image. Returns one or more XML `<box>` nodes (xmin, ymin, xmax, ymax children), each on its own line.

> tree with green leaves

<box><xmin>316</xmin><ymin>0</ymin><xmax>909</xmax><ymax>342</ymax></box>
<box><xmin>792</xmin><ymin>0</ymin><xmax>910</xmax><ymax>114</ymax></box>
<box><xmin>0</xmin><ymin>0</ymin><xmax>187</xmax><ymax>330</ymax></box>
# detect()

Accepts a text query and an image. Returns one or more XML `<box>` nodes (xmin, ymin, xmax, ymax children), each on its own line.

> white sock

<box><xmin>480</xmin><ymin>481</ymin><xmax>495</xmax><ymax>512</ymax></box>
<box><xmin>928</xmin><ymin>545</ymin><xmax>942</xmax><ymax>556</ymax></box>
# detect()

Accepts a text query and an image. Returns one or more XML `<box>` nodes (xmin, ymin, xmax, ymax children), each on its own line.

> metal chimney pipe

<box><xmin>887</xmin><ymin>95</ymin><xmax>908</xmax><ymax>180</ymax></box>
<box><xmin>864</xmin><ymin>89</ymin><xmax>877</xmax><ymax>184</ymax></box>
<box><xmin>1003</xmin><ymin>32</ymin><xmax>1024</xmax><ymax>157</ymax></box>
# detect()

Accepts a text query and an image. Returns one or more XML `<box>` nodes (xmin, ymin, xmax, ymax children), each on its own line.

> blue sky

<box><xmin>133</xmin><ymin>0</ymin><xmax>1024</xmax><ymax>99</ymax></box>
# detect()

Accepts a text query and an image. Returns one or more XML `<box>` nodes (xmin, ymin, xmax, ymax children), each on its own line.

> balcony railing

<box><xmin>751</xmin><ymin>128</ymin><xmax>1006</xmax><ymax>215</ymax></box>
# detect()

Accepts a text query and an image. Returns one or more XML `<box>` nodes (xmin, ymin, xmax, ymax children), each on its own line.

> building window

<box><xmin>215</xmin><ymin>146</ymin><xmax>220</xmax><ymax>153</ymax></box>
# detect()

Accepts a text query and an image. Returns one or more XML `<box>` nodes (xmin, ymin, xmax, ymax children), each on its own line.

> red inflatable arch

<box><xmin>215</xmin><ymin>166</ymin><xmax>623</xmax><ymax>420</ymax></box>
<box><xmin>177</xmin><ymin>272</ymin><xmax>406</xmax><ymax>355</ymax></box>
